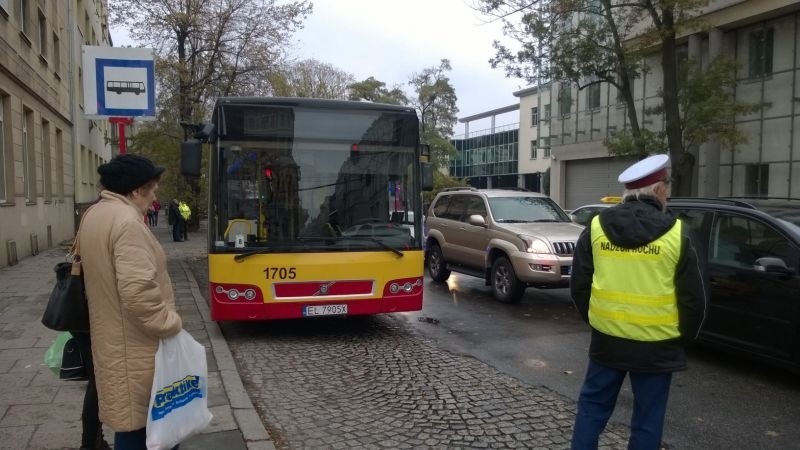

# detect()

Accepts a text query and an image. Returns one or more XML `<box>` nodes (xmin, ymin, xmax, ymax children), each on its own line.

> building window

<box><xmin>0</xmin><ymin>97</ymin><xmax>5</xmax><ymax>203</ymax></box>
<box><xmin>53</xmin><ymin>32</ymin><xmax>60</xmax><ymax>74</ymax></box>
<box><xmin>558</xmin><ymin>84</ymin><xmax>572</xmax><ymax>116</ymax></box>
<box><xmin>530</xmin><ymin>140</ymin><xmax>538</xmax><ymax>159</ymax></box>
<box><xmin>37</xmin><ymin>8</ymin><xmax>47</xmax><ymax>58</ymax></box>
<box><xmin>749</xmin><ymin>28</ymin><xmax>774</xmax><ymax>78</ymax></box>
<box><xmin>42</xmin><ymin>119</ymin><xmax>51</xmax><ymax>201</ymax></box>
<box><xmin>22</xmin><ymin>108</ymin><xmax>34</xmax><ymax>202</ymax></box>
<box><xmin>531</xmin><ymin>107</ymin><xmax>539</xmax><ymax>126</ymax></box>
<box><xmin>745</xmin><ymin>164</ymin><xmax>768</xmax><ymax>196</ymax></box>
<box><xmin>55</xmin><ymin>128</ymin><xmax>64</xmax><ymax>199</ymax></box>
<box><xmin>17</xmin><ymin>0</ymin><xmax>30</xmax><ymax>35</ymax></box>
<box><xmin>539</xmin><ymin>137</ymin><xmax>551</xmax><ymax>159</ymax></box>
<box><xmin>543</xmin><ymin>104</ymin><xmax>551</xmax><ymax>120</ymax></box>
<box><xmin>586</xmin><ymin>82</ymin><xmax>601</xmax><ymax>110</ymax></box>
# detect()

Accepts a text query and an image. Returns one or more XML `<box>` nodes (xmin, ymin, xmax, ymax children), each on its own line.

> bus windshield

<box><xmin>211</xmin><ymin>104</ymin><xmax>422</xmax><ymax>253</ymax></box>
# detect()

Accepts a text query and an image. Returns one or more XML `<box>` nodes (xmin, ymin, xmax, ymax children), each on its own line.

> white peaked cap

<box><xmin>618</xmin><ymin>154</ymin><xmax>670</xmax><ymax>189</ymax></box>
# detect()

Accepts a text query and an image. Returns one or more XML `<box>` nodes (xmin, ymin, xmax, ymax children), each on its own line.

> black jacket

<box><xmin>570</xmin><ymin>196</ymin><xmax>708</xmax><ymax>372</ymax></box>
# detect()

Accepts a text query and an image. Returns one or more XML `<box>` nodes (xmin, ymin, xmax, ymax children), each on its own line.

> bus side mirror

<box><xmin>181</xmin><ymin>139</ymin><xmax>202</xmax><ymax>177</ymax></box>
<box><xmin>421</xmin><ymin>163</ymin><xmax>433</xmax><ymax>191</ymax></box>
<box><xmin>421</xmin><ymin>144</ymin><xmax>431</xmax><ymax>158</ymax></box>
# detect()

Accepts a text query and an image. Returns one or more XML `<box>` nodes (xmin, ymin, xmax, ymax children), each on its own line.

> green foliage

<box><xmin>125</xmin><ymin>121</ymin><xmax>208</xmax><ymax>220</ymax></box>
<box><xmin>348</xmin><ymin>77</ymin><xmax>408</xmax><ymax>105</ymax></box>
<box><xmin>672</xmin><ymin>56</ymin><xmax>761</xmax><ymax>151</ymax></box>
<box><xmin>409</xmin><ymin>59</ymin><xmax>459</xmax><ymax>170</ymax></box>
<box><xmin>604</xmin><ymin>128</ymin><xmax>664</xmax><ymax>157</ymax></box>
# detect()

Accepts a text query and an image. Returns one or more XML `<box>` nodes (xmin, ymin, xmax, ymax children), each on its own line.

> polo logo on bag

<box><xmin>151</xmin><ymin>375</ymin><xmax>204</xmax><ymax>420</ymax></box>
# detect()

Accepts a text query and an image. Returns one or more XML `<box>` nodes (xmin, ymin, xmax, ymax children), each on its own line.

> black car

<box><xmin>667</xmin><ymin>197</ymin><xmax>800</xmax><ymax>371</ymax></box>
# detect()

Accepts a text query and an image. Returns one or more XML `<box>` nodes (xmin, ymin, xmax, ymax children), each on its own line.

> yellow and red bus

<box><xmin>200</xmin><ymin>97</ymin><xmax>432</xmax><ymax>320</ymax></box>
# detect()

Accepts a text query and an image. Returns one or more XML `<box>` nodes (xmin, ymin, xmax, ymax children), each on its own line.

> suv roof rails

<box><xmin>440</xmin><ymin>186</ymin><xmax>478</xmax><ymax>192</ymax></box>
<box><xmin>668</xmin><ymin>197</ymin><xmax>757</xmax><ymax>209</ymax></box>
<box><xmin>722</xmin><ymin>196</ymin><xmax>800</xmax><ymax>202</ymax></box>
<box><xmin>493</xmin><ymin>187</ymin><xmax>531</xmax><ymax>192</ymax></box>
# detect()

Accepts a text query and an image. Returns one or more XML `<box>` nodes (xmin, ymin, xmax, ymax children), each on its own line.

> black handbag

<box><xmin>59</xmin><ymin>335</ymin><xmax>88</xmax><ymax>381</ymax></box>
<box><xmin>42</xmin><ymin>212</ymin><xmax>91</xmax><ymax>333</ymax></box>
<box><xmin>41</xmin><ymin>261</ymin><xmax>90</xmax><ymax>332</ymax></box>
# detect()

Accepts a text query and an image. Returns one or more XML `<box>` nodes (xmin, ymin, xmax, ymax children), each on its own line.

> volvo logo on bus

<box><xmin>316</xmin><ymin>282</ymin><xmax>336</xmax><ymax>296</ymax></box>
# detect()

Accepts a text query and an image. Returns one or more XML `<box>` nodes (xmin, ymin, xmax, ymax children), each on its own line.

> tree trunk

<box><xmin>660</xmin><ymin>8</ymin><xmax>692</xmax><ymax>196</ymax></box>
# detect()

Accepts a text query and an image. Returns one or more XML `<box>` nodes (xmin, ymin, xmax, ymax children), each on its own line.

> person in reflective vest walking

<box><xmin>178</xmin><ymin>201</ymin><xmax>191</xmax><ymax>241</ymax></box>
<box><xmin>570</xmin><ymin>154</ymin><xmax>708</xmax><ymax>450</ymax></box>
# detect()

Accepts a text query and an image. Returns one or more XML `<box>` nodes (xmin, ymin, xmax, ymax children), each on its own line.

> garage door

<box><xmin>564</xmin><ymin>157</ymin><xmax>635</xmax><ymax>209</ymax></box>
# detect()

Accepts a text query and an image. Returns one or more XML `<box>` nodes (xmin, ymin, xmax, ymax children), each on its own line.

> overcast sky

<box><xmin>111</xmin><ymin>0</ymin><xmax>526</xmax><ymax>136</ymax></box>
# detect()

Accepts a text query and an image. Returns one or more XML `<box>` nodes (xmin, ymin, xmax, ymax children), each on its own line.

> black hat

<box><xmin>98</xmin><ymin>154</ymin><xmax>165</xmax><ymax>195</ymax></box>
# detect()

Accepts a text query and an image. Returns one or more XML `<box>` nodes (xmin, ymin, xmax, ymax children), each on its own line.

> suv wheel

<box><xmin>491</xmin><ymin>256</ymin><xmax>524</xmax><ymax>303</ymax></box>
<box><xmin>427</xmin><ymin>243</ymin><xmax>451</xmax><ymax>282</ymax></box>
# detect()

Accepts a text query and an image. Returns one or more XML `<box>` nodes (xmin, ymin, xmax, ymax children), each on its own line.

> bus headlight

<box><xmin>211</xmin><ymin>283</ymin><xmax>263</xmax><ymax>303</ymax></box>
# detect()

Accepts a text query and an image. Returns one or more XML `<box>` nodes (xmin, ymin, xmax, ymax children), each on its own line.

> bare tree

<box><xmin>270</xmin><ymin>59</ymin><xmax>356</xmax><ymax>99</ymax></box>
<box><xmin>110</xmin><ymin>0</ymin><xmax>312</xmax><ymax>125</ymax></box>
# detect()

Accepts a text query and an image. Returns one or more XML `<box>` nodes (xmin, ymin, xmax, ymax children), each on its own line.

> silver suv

<box><xmin>424</xmin><ymin>188</ymin><xmax>583</xmax><ymax>302</ymax></box>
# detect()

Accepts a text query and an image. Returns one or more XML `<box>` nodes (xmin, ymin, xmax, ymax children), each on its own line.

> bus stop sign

<box><xmin>82</xmin><ymin>46</ymin><xmax>156</xmax><ymax>119</ymax></box>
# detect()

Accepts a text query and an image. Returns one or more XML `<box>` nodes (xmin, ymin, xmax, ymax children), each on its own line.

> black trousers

<box><xmin>72</xmin><ymin>332</ymin><xmax>102</xmax><ymax>449</ymax></box>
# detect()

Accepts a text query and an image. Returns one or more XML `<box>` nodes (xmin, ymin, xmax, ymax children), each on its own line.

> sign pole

<box><xmin>109</xmin><ymin>117</ymin><xmax>134</xmax><ymax>154</ymax></box>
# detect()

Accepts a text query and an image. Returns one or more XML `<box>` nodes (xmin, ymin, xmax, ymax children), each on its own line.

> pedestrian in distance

<box><xmin>569</xmin><ymin>154</ymin><xmax>708</xmax><ymax>450</ymax></box>
<box><xmin>146</xmin><ymin>205</ymin><xmax>156</xmax><ymax>227</ymax></box>
<box><xmin>178</xmin><ymin>201</ymin><xmax>191</xmax><ymax>241</ymax></box>
<box><xmin>151</xmin><ymin>199</ymin><xmax>161</xmax><ymax>227</ymax></box>
<box><xmin>79</xmin><ymin>154</ymin><xmax>184</xmax><ymax>450</ymax></box>
<box><xmin>168</xmin><ymin>199</ymin><xmax>183</xmax><ymax>242</ymax></box>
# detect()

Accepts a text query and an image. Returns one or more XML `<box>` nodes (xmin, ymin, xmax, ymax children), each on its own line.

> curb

<box><xmin>181</xmin><ymin>260</ymin><xmax>276</xmax><ymax>450</ymax></box>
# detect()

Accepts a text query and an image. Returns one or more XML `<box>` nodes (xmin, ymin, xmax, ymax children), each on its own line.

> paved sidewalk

<box><xmin>0</xmin><ymin>221</ymin><xmax>274</xmax><ymax>449</ymax></box>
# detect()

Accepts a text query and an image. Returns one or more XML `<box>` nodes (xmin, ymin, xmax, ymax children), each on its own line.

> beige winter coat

<box><xmin>79</xmin><ymin>191</ymin><xmax>183</xmax><ymax>431</ymax></box>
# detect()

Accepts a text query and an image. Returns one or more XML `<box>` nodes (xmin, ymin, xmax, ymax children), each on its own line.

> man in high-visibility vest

<box><xmin>178</xmin><ymin>201</ymin><xmax>191</xmax><ymax>241</ymax></box>
<box><xmin>570</xmin><ymin>154</ymin><xmax>708</xmax><ymax>450</ymax></box>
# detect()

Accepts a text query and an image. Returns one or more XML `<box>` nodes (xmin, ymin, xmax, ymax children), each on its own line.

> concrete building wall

<box><xmin>516</xmin><ymin>87</ymin><xmax>552</xmax><ymax>178</ymax></box>
<box><xmin>0</xmin><ymin>0</ymin><xmax>112</xmax><ymax>268</ymax></box>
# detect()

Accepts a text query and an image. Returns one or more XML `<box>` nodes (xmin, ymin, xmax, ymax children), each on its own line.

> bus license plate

<box><xmin>304</xmin><ymin>304</ymin><xmax>348</xmax><ymax>317</ymax></box>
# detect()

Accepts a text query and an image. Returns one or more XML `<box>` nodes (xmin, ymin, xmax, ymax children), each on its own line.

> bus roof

<box><xmin>213</xmin><ymin>97</ymin><xmax>417</xmax><ymax>115</ymax></box>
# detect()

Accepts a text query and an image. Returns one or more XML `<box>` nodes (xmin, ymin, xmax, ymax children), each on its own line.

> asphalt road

<box><xmin>402</xmin><ymin>273</ymin><xmax>800</xmax><ymax>450</ymax></box>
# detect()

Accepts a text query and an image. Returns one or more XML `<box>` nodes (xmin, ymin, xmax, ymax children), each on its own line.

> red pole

<box><xmin>109</xmin><ymin>117</ymin><xmax>134</xmax><ymax>154</ymax></box>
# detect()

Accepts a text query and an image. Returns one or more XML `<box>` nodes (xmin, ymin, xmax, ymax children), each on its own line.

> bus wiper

<box><xmin>342</xmin><ymin>236</ymin><xmax>404</xmax><ymax>257</ymax></box>
<box><xmin>297</xmin><ymin>236</ymin><xmax>404</xmax><ymax>257</ymax></box>
<box><xmin>233</xmin><ymin>245</ymin><xmax>278</xmax><ymax>262</ymax></box>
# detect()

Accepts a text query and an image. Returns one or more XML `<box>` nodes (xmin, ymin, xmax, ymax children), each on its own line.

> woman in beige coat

<box><xmin>80</xmin><ymin>154</ymin><xmax>183</xmax><ymax>449</ymax></box>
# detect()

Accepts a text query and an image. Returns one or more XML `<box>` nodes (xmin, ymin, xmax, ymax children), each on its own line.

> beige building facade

<box><xmin>0</xmin><ymin>0</ymin><xmax>113</xmax><ymax>268</ymax></box>
<box><xmin>516</xmin><ymin>0</ymin><xmax>800</xmax><ymax>209</ymax></box>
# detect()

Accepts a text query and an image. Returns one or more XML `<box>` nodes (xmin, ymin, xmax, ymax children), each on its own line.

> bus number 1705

<box><xmin>264</xmin><ymin>267</ymin><xmax>297</xmax><ymax>280</ymax></box>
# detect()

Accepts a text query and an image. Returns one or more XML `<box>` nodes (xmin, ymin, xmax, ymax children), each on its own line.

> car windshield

<box><xmin>488</xmin><ymin>196</ymin><xmax>571</xmax><ymax>222</ymax></box>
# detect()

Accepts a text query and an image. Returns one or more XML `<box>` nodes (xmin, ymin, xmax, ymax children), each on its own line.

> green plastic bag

<box><xmin>44</xmin><ymin>331</ymin><xmax>72</xmax><ymax>376</ymax></box>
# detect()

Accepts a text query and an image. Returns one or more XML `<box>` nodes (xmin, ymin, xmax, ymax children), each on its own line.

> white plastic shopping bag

<box><xmin>146</xmin><ymin>330</ymin><xmax>213</xmax><ymax>450</ymax></box>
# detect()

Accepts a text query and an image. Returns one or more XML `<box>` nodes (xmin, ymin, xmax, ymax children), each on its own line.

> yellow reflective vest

<box><xmin>178</xmin><ymin>202</ymin><xmax>191</xmax><ymax>221</ymax></box>
<box><xmin>588</xmin><ymin>216</ymin><xmax>682</xmax><ymax>341</ymax></box>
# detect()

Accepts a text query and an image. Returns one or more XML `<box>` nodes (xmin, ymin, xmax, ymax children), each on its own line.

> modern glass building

<box><xmin>450</xmin><ymin>124</ymin><xmax>522</xmax><ymax>189</ymax></box>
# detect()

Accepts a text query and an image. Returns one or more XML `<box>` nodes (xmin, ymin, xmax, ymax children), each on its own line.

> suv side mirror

<box><xmin>467</xmin><ymin>214</ymin><xmax>486</xmax><ymax>227</ymax></box>
<box><xmin>421</xmin><ymin>163</ymin><xmax>434</xmax><ymax>191</ymax></box>
<box><xmin>180</xmin><ymin>139</ymin><xmax>203</xmax><ymax>177</ymax></box>
<box><xmin>754</xmin><ymin>257</ymin><xmax>794</xmax><ymax>276</ymax></box>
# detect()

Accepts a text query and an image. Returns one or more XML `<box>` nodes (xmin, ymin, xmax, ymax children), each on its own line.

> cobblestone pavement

<box><xmin>189</xmin><ymin>258</ymin><xmax>630</xmax><ymax>449</ymax></box>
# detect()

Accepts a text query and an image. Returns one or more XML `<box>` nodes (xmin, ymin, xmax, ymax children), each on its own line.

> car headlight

<box><xmin>520</xmin><ymin>235</ymin><xmax>551</xmax><ymax>253</ymax></box>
